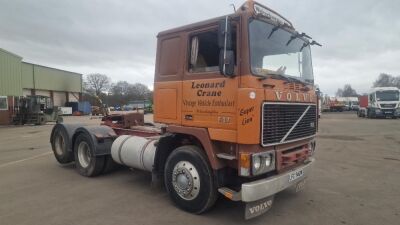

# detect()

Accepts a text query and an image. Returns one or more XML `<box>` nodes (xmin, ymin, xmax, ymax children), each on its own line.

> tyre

<box><xmin>51</xmin><ymin>128</ymin><xmax>74</xmax><ymax>164</ymax></box>
<box><xmin>164</xmin><ymin>145</ymin><xmax>217</xmax><ymax>214</ymax></box>
<box><xmin>73</xmin><ymin>133</ymin><xmax>105</xmax><ymax>177</ymax></box>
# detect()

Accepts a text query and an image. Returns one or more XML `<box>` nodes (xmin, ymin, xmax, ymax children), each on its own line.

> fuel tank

<box><xmin>111</xmin><ymin>135</ymin><xmax>158</xmax><ymax>171</ymax></box>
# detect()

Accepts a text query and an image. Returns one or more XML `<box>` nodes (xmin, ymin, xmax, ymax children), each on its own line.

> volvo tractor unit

<box><xmin>50</xmin><ymin>0</ymin><xmax>320</xmax><ymax>219</ymax></box>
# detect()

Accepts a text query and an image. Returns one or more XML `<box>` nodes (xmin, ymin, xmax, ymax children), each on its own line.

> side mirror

<box><xmin>218</xmin><ymin>17</ymin><xmax>232</xmax><ymax>50</ymax></box>
<box><xmin>219</xmin><ymin>50</ymin><xmax>235</xmax><ymax>77</ymax></box>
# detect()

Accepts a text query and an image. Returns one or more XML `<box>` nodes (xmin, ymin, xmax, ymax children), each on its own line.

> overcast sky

<box><xmin>0</xmin><ymin>0</ymin><xmax>399</xmax><ymax>95</ymax></box>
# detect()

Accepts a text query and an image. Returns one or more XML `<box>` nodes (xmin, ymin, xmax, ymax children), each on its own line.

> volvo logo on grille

<box><xmin>274</xmin><ymin>91</ymin><xmax>314</xmax><ymax>102</ymax></box>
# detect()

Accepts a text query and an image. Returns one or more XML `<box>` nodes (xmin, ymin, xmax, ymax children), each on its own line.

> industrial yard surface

<box><xmin>0</xmin><ymin>113</ymin><xmax>399</xmax><ymax>225</ymax></box>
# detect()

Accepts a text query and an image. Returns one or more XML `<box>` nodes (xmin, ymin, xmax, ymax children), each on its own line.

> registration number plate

<box><xmin>289</xmin><ymin>169</ymin><xmax>304</xmax><ymax>182</ymax></box>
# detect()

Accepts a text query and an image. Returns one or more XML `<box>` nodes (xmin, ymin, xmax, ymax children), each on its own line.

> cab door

<box><xmin>181</xmin><ymin>25</ymin><xmax>239</xmax><ymax>137</ymax></box>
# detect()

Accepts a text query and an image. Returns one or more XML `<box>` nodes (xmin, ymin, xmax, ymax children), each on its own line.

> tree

<box><xmin>373</xmin><ymin>73</ymin><xmax>400</xmax><ymax>88</ymax></box>
<box><xmin>111</xmin><ymin>81</ymin><xmax>131</xmax><ymax>96</ymax></box>
<box><xmin>107</xmin><ymin>81</ymin><xmax>152</xmax><ymax>106</ymax></box>
<box><xmin>85</xmin><ymin>73</ymin><xmax>111</xmax><ymax>96</ymax></box>
<box><xmin>335</xmin><ymin>88</ymin><xmax>343</xmax><ymax>97</ymax></box>
<box><xmin>336</xmin><ymin>84</ymin><xmax>358</xmax><ymax>97</ymax></box>
<box><xmin>128</xmin><ymin>83</ymin><xmax>152</xmax><ymax>100</ymax></box>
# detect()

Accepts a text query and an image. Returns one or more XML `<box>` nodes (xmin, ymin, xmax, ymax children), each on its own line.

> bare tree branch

<box><xmin>85</xmin><ymin>73</ymin><xmax>111</xmax><ymax>96</ymax></box>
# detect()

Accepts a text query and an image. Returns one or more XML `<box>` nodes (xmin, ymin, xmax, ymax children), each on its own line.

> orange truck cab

<box><xmin>153</xmin><ymin>0</ymin><xmax>319</xmax><ymax>218</ymax></box>
<box><xmin>50</xmin><ymin>0</ymin><xmax>320</xmax><ymax>220</ymax></box>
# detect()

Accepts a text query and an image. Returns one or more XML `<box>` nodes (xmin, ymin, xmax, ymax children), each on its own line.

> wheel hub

<box><xmin>54</xmin><ymin>134</ymin><xmax>65</xmax><ymax>156</ymax></box>
<box><xmin>172</xmin><ymin>161</ymin><xmax>200</xmax><ymax>200</ymax></box>
<box><xmin>77</xmin><ymin>142</ymin><xmax>91</xmax><ymax>168</ymax></box>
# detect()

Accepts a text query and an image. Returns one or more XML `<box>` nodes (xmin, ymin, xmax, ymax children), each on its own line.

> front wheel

<box><xmin>164</xmin><ymin>145</ymin><xmax>218</xmax><ymax>214</ymax></box>
<box><xmin>73</xmin><ymin>133</ymin><xmax>105</xmax><ymax>177</ymax></box>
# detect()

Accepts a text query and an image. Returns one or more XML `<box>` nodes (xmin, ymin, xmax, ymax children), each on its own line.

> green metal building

<box><xmin>0</xmin><ymin>48</ymin><xmax>82</xmax><ymax>125</ymax></box>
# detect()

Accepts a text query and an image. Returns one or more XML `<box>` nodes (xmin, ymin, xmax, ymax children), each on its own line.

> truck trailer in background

<box><xmin>358</xmin><ymin>87</ymin><xmax>400</xmax><ymax>118</ymax></box>
<box><xmin>322</xmin><ymin>97</ymin><xmax>346</xmax><ymax>112</ymax></box>
<box><xmin>336</xmin><ymin>97</ymin><xmax>359</xmax><ymax>111</ymax></box>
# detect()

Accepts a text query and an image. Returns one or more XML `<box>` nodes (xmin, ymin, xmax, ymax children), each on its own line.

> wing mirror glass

<box><xmin>219</xmin><ymin>50</ymin><xmax>235</xmax><ymax>76</ymax></box>
<box><xmin>218</xmin><ymin>17</ymin><xmax>234</xmax><ymax>77</ymax></box>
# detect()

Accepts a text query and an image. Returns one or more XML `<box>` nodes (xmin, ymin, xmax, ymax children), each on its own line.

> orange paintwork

<box><xmin>153</xmin><ymin>0</ymin><xmax>317</xmax><ymax>147</ymax></box>
<box><xmin>181</xmin><ymin>78</ymin><xmax>238</xmax><ymax>130</ymax></box>
<box><xmin>154</xmin><ymin>74</ymin><xmax>316</xmax><ymax>145</ymax></box>
<box><xmin>153</xmin><ymin>81</ymin><xmax>182</xmax><ymax>125</ymax></box>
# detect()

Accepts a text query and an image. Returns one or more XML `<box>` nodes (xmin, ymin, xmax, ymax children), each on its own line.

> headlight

<box><xmin>309</xmin><ymin>140</ymin><xmax>316</xmax><ymax>156</ymax></box>
<box><xmin>264</xmin><ymin>154</ymin><xmax>272</xmax><ymax>167</ymax></box>
<box><xmin>251</xmin><ymin>151</ymin><xmax>275</xmax><ymax>176</ymax></box>
<box><xmin>253</xmin><ymin>156</ymin><xmax>262</xmax><ymax>171</ymax></box>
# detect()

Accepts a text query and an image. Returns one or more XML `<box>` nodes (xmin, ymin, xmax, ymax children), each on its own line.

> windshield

<box><xmin>376</xmin><ymin>90</ymin><xmax>400</xmax><ymax>101</ymax></box>
<box><xmin>249</xmin><ymin>19</ymin><xmax>314</xmax><ymax>83</ymax></box>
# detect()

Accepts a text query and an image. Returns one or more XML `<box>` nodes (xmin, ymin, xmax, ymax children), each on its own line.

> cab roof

<box><xmin>157</xmin><ymin>0</ymin><xmax>294</xmax><ymax>37</ymax></box>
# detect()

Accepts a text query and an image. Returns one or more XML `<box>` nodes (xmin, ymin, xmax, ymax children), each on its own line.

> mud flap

<box><xmin>244</xmin><ymin>195</ymin><xmax>274</xmax><ymax>220</ymax></box>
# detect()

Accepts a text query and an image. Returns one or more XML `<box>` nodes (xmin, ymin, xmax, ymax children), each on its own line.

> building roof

<box><xmin>0</xmin><ymin>48</ymin><xmax>22</xmax><ymax>59</ymax></box>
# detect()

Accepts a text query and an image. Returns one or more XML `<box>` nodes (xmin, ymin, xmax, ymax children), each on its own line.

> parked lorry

<box><xmin>357</xmin><ymin>87</ymin><xmax>400</xmax><ymax>118</ymax></box>
<box><xmin>321</xmin><ymin>96</ymin><xmax>345</xmax><ymax>112</ymax></box>
<box><xmin>50</xmin><ymin>1</ymin><xmax>319</xmax><ymax>219</ymax></box>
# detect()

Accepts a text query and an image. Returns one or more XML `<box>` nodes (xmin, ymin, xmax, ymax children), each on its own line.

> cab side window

<box><xmin>188</xmin><ymin>27</ymin><xmax>236</xmax><ymax>73</ymax></box>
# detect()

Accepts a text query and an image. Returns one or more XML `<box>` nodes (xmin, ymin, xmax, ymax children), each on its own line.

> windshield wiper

<box><xmin>267</xmin><ymin>25</ymin><xmax>281</xmax><ymax>39</ymax></box>
<box><xmin>310</xmin><ymin>40</ymin><xmax>322</xmax><ymax>47</ymax></box>
<box><xmin>267</xmin><ymin>23</ymin><xmax>289</xmax><ymax>39</ymax></box>
<box><xmin>286</xmin><ymin>32</ymin><xmax>312</xmax><ymax>46</ymax></box>
<box><xmin>300</xmin><ymin>40</ymin><xmax>322</xmax><ymax>51</ymax></box>
<box><xmin>300</xmin><ymin>42</ymin><xmax>310</xmax><ymax>51</ymax></box>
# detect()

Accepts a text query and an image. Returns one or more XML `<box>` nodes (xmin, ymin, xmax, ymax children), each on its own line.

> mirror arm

<box><xmin>223</xmin><ymin>16</ymin><xmax>229</xmax><ymax>75</ymax></box>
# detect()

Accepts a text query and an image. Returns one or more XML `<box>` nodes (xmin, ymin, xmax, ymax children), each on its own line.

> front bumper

<box><xmin>218</xmin><ymin>158</ymin><xmax>315</xmax><ymax>202</ymax></box>
<box><xmin>372</xmin><ymin>107</ymin><xmax>399</xmax><ymax>117</ymax></box>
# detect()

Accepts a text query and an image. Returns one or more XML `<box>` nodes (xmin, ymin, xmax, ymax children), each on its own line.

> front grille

<box><xmin>276</xmin><ymin>145</ymin><xmax>309</xmax><ymax>171</ymax></box>
<box><xmin>380</xmin><ymin>104</ymin><xmax>396</xmax><ymax>108</ymax></box>
<box><xmin>262</xmin><ymin>103</ymin><xmax>317</xmax><ymax>146</ymax></box>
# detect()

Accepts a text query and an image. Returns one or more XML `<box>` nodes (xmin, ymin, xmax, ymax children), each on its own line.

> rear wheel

<box><xmin>164</xmin><ymin>145</ymin><xmax>217</xmax><ymax>214</ymax></box>
<box><xmin>73</xmin><ymin>133</ymin><xmax>105</xmax><ymax>177</ymax></box>
<box><xmin>51</xmin><ymin>129</ymin><xmax>74</xmax><ymax>164</ymax></box>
